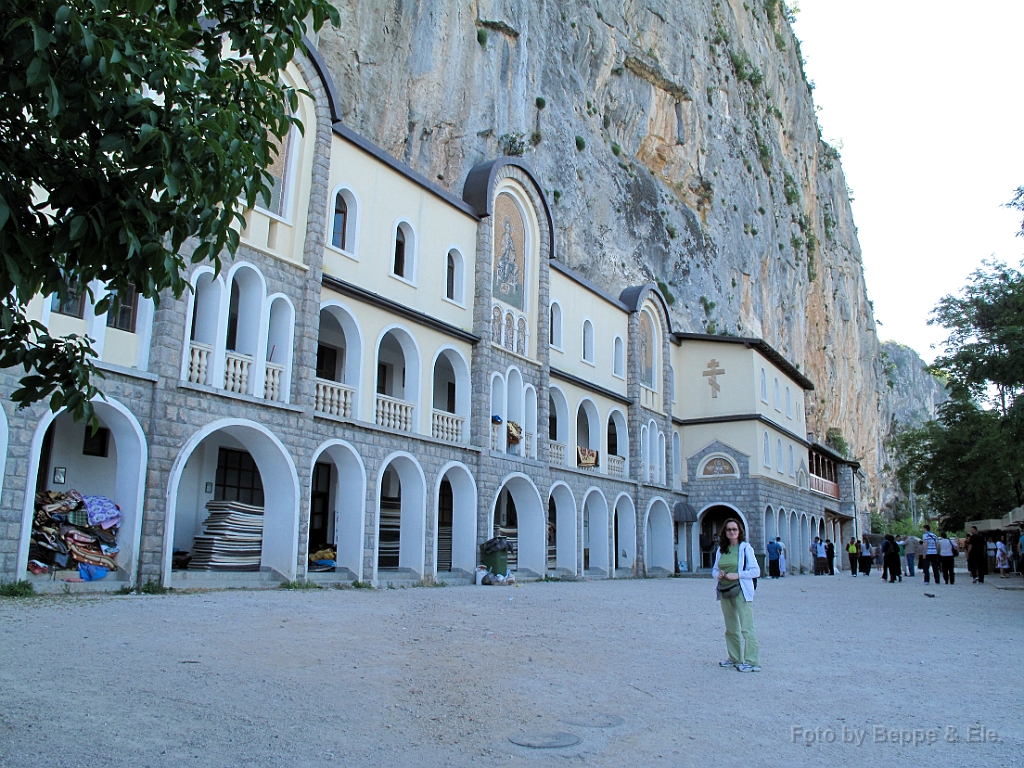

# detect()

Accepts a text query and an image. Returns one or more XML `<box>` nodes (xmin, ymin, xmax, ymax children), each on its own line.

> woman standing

<box><xmin>883</xmin><ymin>534</ymin><xmax>902</xmax><ymax>583</ymax></box>
<box><xmin>859</xmin><ymin>536</ymin><xmax>873</xmax><ymax>576</ymax></box>
<box><xmin>847</xmin><ymin>537</ymin><xmax>859</xmax><ymax>577</ymax></box>
<box><xmin>995</xmin><ymin>536</ymin><xmax>1010</xmax><ymax>578</ymax></box>
<box><xmin>937</xmin><ymin>531</ymin><xmax>956</xmax><ymax>585</ymax></box>
<box><xmin>712</xmin><ymin>518</ymin><xmax>761</xmax><ymax>673</ymax></box>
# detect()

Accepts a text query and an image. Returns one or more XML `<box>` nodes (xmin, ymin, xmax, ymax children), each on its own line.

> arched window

<box><xmin>260</xmin><ymin>127</ymin><xmax>294</xmax><ymax>217</ymax></box>
<box><xmin>550</xmin><ymin>303</ymin><xmax>563</xmax><ymax>348</ymax></box>
<box><xmin>785</xmin><ymin>386</ymin><xmax>792</xmax><ymax>418</ymax></box>
<box><xmin>332</xmin><ymin>194</ymin><xmax>348</xmax><ymax>250</ymax></box>
<box><xmin>760</xmin><ymin>368</ymin><xmax>768</xmax><ymax>402</ymax></box>
<box><xmin>613</xmin><ymin>336</ymin><xmax>624</xmax><ymax>377</ymax></box>
<box><xmin>639</xmin><ymin>311</ymin><xmax>655</xmax><ymax>388</ymax></box>
<box><xmin>773</xmin><ymin>378</ymin><xmax>781</xmax><ymax>411</ymax></box>
<box><xmin>582</xmin><ymin>320</ymin><xmax>595</xmax><ymax>364</ymax></box>
<box><xmin>393</xmin><ymin>226</ymin><xmax>407</xmax><ymax>277</ymax></box>
<box><xmin>763</xmin><ymin>432</ymin><xmax>771</xmax><ymax>468</ymax></box>
<box><xmin>776</xmin><ymin>438</ymin><xmax>783</xmax><ymax>472</ymax></box>
<box><xmin>668</xmin><ymin>364</ymin><xmax>676</xmax><ymax>403</ymax></box>
<box><xmin>788</xmin><ymin>444</ymin><xmax>795</xmax><ymax>476</ymax></box>
<box><xmin>446</xmin><ymin>252</ymin><xmax>455</xmax><ymax>299</ymax></box>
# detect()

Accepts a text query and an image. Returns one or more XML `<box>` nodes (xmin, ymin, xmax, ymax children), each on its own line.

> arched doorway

<box><xmin>582</xmin><ymin>489</ymin><xmax>609</xmax><ymax>576</ymax></box>
<box><xmin>613</xmin><ymin>494</ymin><xmax>637</xmax><ymax>577</ymax></box>
<box><xmin>698</xmin><ymin>504</ymin><xmax>746</xmax><ymax>570</ymax></box>
<box><xmin>19</xmin><ymin>399</ymin><xmax>147</xmax><ymax>588</ymax></box>
<box><xmin>547</xmin><ymin>483</ymin><xmax>577</xmax><ymax>574</ymax></box>
<box><xmin>164</xmin><ymin>419</ymin><xmax>298</xmax><ymax>586</ymax></box>
<box><xmin>435</xmin><ymin>463</ymin><xmax>476</xmax><ymax>578</ymax></box>
<box><xmin>307</xmin><ymin>440</ymin><xmax>366</xmax><ymax>582</ymax></box>
<box><xmin>645</xmin><ymin>498</ymin><xmax>674</xmax><ymax>574</ymax></box>
<box><xmin>491</xmin><ymin>475</ymin><xmax>544</xmax><ymax>576</ymax></box>
<box><xmin>376</xmin><ymin>454</ymin><xmax>426</xmax><ymax>580</ymax></box>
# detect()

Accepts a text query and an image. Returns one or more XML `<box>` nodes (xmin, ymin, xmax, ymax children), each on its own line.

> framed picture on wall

<box><xmin>53</xmin><ymin>467</ymin><xmax>66</xmax><ymax>485</ymax></box>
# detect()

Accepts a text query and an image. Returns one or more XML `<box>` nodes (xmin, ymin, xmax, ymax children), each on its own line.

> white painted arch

<box><xmin>434</xmin><ymin>461</ymin><xmax>478</xmax><ymax>576</ymax></box>
<box><xmin>310</xmin><ymin>439</ymin><xmax>367</xmax><ymax>581</ymax></box>
<box><xmin>547</xmin><ymin>481</ymin><xmax>577</xmax><ymax>574</ymax></box>
<box><xmin>163</xmin><ymin>418</ymin><xmax>300</xmax><ymax>586</ymax></box>
<box><xmin>490</xmin><ymin>472</ymin><xmax>545</xmax><ymax>576</ymax></box>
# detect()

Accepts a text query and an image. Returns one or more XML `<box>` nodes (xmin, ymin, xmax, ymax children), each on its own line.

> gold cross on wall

<box><xmin>703</xmin><ymin>359</ymin><xmax>725</xmax><ymax>398</ymax></box>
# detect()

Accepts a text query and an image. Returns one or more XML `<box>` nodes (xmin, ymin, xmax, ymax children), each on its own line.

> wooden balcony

<box><xmin>810</xmin><ymin>474</ymin><xmax>840</xmax><ymax>499</ymax></box>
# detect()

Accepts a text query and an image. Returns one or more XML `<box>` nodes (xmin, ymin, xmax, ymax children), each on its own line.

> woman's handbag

<box><xmin>717</xmin><ymin>579</ymin><xmax>742</xmax><ymax>599</ymax></box>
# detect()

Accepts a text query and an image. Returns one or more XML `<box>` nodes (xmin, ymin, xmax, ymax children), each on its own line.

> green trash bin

<box><xmin>482</xmin><ymin>550</ymin><xmax>508</xmax><ymax>576</ymax></box>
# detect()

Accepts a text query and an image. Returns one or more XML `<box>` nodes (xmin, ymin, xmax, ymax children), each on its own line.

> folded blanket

<box><xmin>83</xmin><ymin>495</ymin><xmax>121</xmax><ymax>528</ymax></box>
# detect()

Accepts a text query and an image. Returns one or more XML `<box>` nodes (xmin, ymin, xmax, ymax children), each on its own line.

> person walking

<box><xmin>859</xmin><ymin>536</ymin><xmax>873</xmax><ymax>576</ymax></box>
<box><xmin>777</xmin><ymin>538</ymin><xmax>787</xmax><ymax>577</ymax></box>
<box><xmin>903</xmin><ymin>536</ymin><xmax>917</xmax><ymax>578</ymax></box>
<box><xmin>967</xmin><ymin>525</ymin><xmax>988</xmax><ymax>584</ymax></box>
<box><xmin>995</xmin><ymin>536</ymin><xmax>1010</xmax><ymax>578</ymax></box>
<box><xmin>938</xmin><ymin>531</ymin><xmax>957</xmax><ymax>585</ymax></box>
<box><xmin>766</xmin><ymin>537</ymin><xmax>781</xmax><ymax>579</ymax></box>
<box><xmin>847</xmin><ymin>537</ymin><xmax>859</xmax><ymax>577</ymax></box>
<box><xmin>921</xmin><ymin>525</ymin><xmax>941</xmax><ymax>584</ymax></box>
<box><xmin>882</xmin><ymin>534</ymin><xmax>902</xmax><ymax>583</ymax></box>
<box><xmin>825</xmin><ymin>539</ymin><xmax>835</xmax><ymax>575</ymax></box>
<box><xmin>713</xmin><ymin>518</ymin><xmax>761</xmax><ymax>673</ymax></box>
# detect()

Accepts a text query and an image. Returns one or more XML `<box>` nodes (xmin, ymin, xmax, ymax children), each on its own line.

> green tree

<box><xmin>0</xmin><ymin>0</ymin><xmax>338</xmax><ymax>422</ymax></box>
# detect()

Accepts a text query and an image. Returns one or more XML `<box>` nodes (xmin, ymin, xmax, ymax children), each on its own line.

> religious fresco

<box><xmin>639</xmin><ymin>312</ymin><xmax>654</xmax><ymax>387</ymax></box>
<box><xmin>262</xmin><ymin>129</ymin><xmax>293</xmax><ymax>217</ymax></box>
<box><xmin>702</xmin><ymin>457</ymin><xmax>737</xmax><ymax>476</ymax></box>
<box><xmin>492</xmin><ymin>193</ymin><xmax>526</xmax><ymax>310</ymax></box>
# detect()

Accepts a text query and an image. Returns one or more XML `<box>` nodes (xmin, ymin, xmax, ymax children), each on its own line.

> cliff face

<box><xmin>315</xmin><ymin>0</ymin><xmax>890</xmax><ymax>503</ymax></box>
<box><xmin>882</xmin><ymin>341</ymin><xmax>948</xmax><ymax>429</ymax></box>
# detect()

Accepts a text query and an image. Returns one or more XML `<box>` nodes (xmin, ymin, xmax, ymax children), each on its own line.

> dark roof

<box><xmin>618</xmin><ymin>284</ymin><xmax>672</xmax><ymax>317</ymax></box>
<box><xmin>809</xmin><ymin>439</ymin><xmax>860</xmax><ymax>469</ymax></box>
<box><xmin>672</xmin><ymin>332</ymin><xmax>815</xmax><ymax>391</ymax></box>
<box><xmin>463</xmin><ymin>158</ymin><xmax>556</xmax><ymax>261</ymax></box>
<box><xmin>673</xmin><ymin>502</ymin><xmax>698</xmax><ymax>523</ymax></box>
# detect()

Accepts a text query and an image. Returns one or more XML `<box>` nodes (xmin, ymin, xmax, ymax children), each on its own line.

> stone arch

<box><xmin>607</xmin><ymin>407</ymin><xmax>629</xmax><ymax>476</ymax></box>
<box><xmin>506</xmin><ymin>366</ymin><xmax>524</xmax><ymax>456</ymax></box>
<box><xmin>644</xmin><ymin>497</ymin><xmax>674</xmax><ymax>574</ymax></box>
<box><xmin>490</xmin><ymin>372</ymin><xmax>506</xmax><ymax>451</ymax></box>
<box><xmin>182</xmin><ymin>266</ymin><xmax>226</xmax><ymax>385</ymax></box>
<box><xmin>582</xmin><ymin>487</ymin><xmax>610</xmax><ymax>576</ymax></box>
<box><xmin>523</xmin><ymin>385</ymin><xmax>538</xmax><ymax>459</ymax></box>
<box><xmin>265</xmin><ymin>293</ymin><xmax>294</xmax><ymax>402</ymax></box>
<box><xmin>490</xmin><ymin>473</ymin><xmax>545</xmax><ymax>577</ymax></box>
<box><xmin>163</xmin><ymin>418</ymin><xmax>299</xmax><ymax>585</ymax></box>
<box><xmin>696</xmin><ymin>503</ymin><xmax>749</xmax><ymax>571</ymax></box>
<box><xmin>547</xmin><ymin>386</ymin><xmax>569</xmax><ymax>465</ymax></box>
<box><xmin>375</xmin><ymin>452</ymin><xmax>426</xmax><ymax>580</ymax></box>
<box><xmin>308</xmin><ymin>439</ymin><xmax>366</xmax><ymax>581</ymax></box>
<box><xmin>18</xmin><ymin>398</ymin><xmax>148</xmax><ymax>587</ymax></box>
<box><xmin>224</xmin><ymin>262</ymin><xmax>269</xmax><ymax>396</ymax></box>
<box><xmin>375</xmin><ymin>325</ymin><xmax>423</xmax><ymax>433</ymax></box>
<box><xmin>430</xmin><ymin>345</ymin><xmax>472</xmax><ymax>444</ymax></box>
<box><xmin>434</xmin><ymin>461</ymin><xmax>477</xmax><ymax>577</ymax></box>
<box><xmin>800</xmin><ymin>513</ymin><xmax>810</xmax><ymax>572</ymax></box>
<box><xmin>575</xmin><ymin>397</ymin><xmax>601</xmax><ymax>464</ymax></box>
<box><xmin>789</xmin><ymin>512</ymin><xmax>799</xmax><ymax>575</ymax></box>
<box><xmin>547</xmin><ymin>481</ymin><xmax>577</xmax><ymax>574</ymax></box>
<box><xmin>317</xmin><ymin>300</ymin><xmax>365</xmax><ymax>418</ymax></box>
<box><xmin>763</xmin><ymin>505</ymin><xmax>777</xmax><ymax>552</ymax></box>
<box><xmin>613</xmin><ymin>493</ymin><xmax>637</xmax><ymax>576</ymax></box>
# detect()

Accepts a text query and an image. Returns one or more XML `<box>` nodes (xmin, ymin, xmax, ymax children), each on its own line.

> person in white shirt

<box><xmin>937</xmin><ymin>531</ymin><xmax>957</xmax><ymax>584</ymax></box>
<box><xmin>921</xmin><ymin>525</ymin><xmax>941</xmax><ymax>584</ymax></box>
<box><xmin>712</xmin><ymin>518</ymin><xmax>761</xmax><ymax>673</ymax></box>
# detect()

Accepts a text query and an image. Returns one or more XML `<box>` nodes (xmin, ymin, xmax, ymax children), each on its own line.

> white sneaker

<box><xmin>719</xmin><ymin>659</ymin><xmax>736</xmax><ymax>667</ymax></box>
<box><xmin>736</xmin><ymin>663</ymin><xmax>761</xmax><ymax>673</ymax></box>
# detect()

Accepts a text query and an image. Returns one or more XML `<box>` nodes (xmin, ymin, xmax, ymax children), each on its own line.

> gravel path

<box><xmin>1</xmin><ymin>572</ymin><xmax>1020</xmax><ymax>767</ymax></box>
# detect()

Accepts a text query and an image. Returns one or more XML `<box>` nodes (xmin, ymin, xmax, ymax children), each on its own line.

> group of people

<box><xmin>843</xmin><ymin>524</ymin><xmax>1018</xmax><ymax>585</ymax></box>
<box><xmin>709</xmin><ymin>519</ymin><xmax>1020</xmax><ymax>677</ymax></box>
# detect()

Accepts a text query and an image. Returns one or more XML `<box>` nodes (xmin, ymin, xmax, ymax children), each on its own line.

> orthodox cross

<box><xmin>703</xmin><ymin>359</ymin><xmax>725</xmax><ymax>398</ymax></box>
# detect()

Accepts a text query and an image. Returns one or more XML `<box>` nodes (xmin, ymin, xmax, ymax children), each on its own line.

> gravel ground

<box><xmin>0</xmin><ymin>570</ymin><xmax>1021</xmax><ymax>768</ymax></box>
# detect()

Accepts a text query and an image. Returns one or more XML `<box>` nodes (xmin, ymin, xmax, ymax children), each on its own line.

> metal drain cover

<box><xmin>560</xmin><ymin>714</ymin><xmax>625</xmax><ymax>728</ymax></box>
<box><xmin>509</xmin><ymin>732</ymin><xmax>582</xmax><ymax>749</ymax></box>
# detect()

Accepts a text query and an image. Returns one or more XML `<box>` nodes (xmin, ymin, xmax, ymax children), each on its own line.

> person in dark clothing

<box><xmin>825</xmin><ymin>539</ymin><xmax>835</xmax><ymax>575</ymax></box>
<box><xmin>921</xmin><ymin>525</ymin><xmax>941</xmax><ymax>584</ymax></box>
<box><xmin>859</xmin><ymin>536</ymin><xmax>873</xmax><ymax>576</ymax></box>
<box><xmin>766</xmin><ymin>537</ymin><xmax>781</xmax><ymax>578</ymax></box>
<box><xmin>882</xmin><ymin>534</ymin><xmax>902</xmax><ymax>583</ymax></box>
<box><xmin>967</xmin><ymin>525</ymin><xmax>988</xmax><ymax>584</ymax></box>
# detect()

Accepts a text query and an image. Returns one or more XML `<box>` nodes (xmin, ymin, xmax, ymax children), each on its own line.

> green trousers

<box><xmin>720</xmin><ymin>596</ymin><xmax>760</xmax><ymax>666</ymax></box>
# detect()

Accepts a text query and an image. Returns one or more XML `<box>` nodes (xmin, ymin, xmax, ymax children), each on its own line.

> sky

<box><xmin>791</xmin><ymin>0</ymin><xmax>1024</xmax><ymax>363</ymax></box>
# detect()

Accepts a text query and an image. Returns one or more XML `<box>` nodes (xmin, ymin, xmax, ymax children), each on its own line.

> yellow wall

<box><xmin>322</xmin><ymin>139</ymin><xmax>478</xmax><ymax>334</ymax></box>
<box><xmin>680</xmin><ymin>420</ymin><xmax>805</xmax><ymax>485</ymax></box>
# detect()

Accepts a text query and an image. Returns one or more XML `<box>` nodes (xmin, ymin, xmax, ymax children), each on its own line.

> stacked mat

<box><xmin>436</xmin><ymin>525</ymin><xmax>453</xmax><ymax>572</ymax></box>
<box><xmin>189</xmin><ymin>500</ymin><xmax>264</xmax><ymax>571</ymax></box>
<box><xmin>377</xmin><ymin>496</ymin><xmax>401</xmax><ymax>569</ymax></box>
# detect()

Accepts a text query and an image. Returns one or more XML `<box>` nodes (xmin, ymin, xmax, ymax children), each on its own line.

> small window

<box><xmin>788</xmin><ymin>444</ymin><xmax>795</xmax><ymax>476</ymax></box>
<box><xmin>763</xmin><ymin>432</ymin><xmax>771</xmax><ymax>468</ymax></box>
<box><xmin>316</xmin><ymin>345</ymin><xmax>338</xmax><ymax>381</ymax></box>
<box><xmin>550</xmin><ymin>303</ymin><xmax>563</xmax><ymax>348</ymax></box>
<box><xmin>785</xmin><ymin>386</ymin><xmax>792</xmax><ymax>418</ymax></box>
<box><xmin>51</xmin><ymin>283</ymin><xmax>85</xmax><ymax>319</ymax></box>
<box><xmin>773</xmin><ymin>378</ymin><xmax>781</xmax><ymax>411</ymax></box>
<box><xmin>776</xmin><ymin>438</ymin><xmax>783</xmax><ymax>472</ymax></box>
<box><xmin>83</xmin><ymin>427</ymin><xmax>110</xmax><ymax>457</ymax></box>
<box><xmin>332</xmin><ymin>194</ymin><xmax>348</xmax><ymax>250</ymax></box>
<box><xmin>613</xmin><ymin>337</ymin><xmax>624</xmax><ymax>377</ymax></box>
<box><xmin>215</xmin><ymin>448</ymin><xmax>265</xmax><ymax>506</ymax></box>
<box><xmin>582</xmin><ymin>320</ymin><xmax>594</xmax><ymax>363</ymax></box>
<box><xmin>668</xmin><ymin>364</ymin><xmax>676</xmax><ymax>402</ymax></box>
<box><xmin>105</xmin><ymin>286</ymin><xmax>138</xmax><ymax>333</ymax></box>
<box><xmin>446</xmin><ymin>252</ymin><xmax>456</xmax><ymax>299</ymax></box>
<box><xmin>393</xmin><ymin>227</ymin><xmax>406</xmax><ymax>277</ymax></box>
<box><xmin>760</xmin><ymin>368</ymin><xmax>768</xmax><ymax>403</ymax></box>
